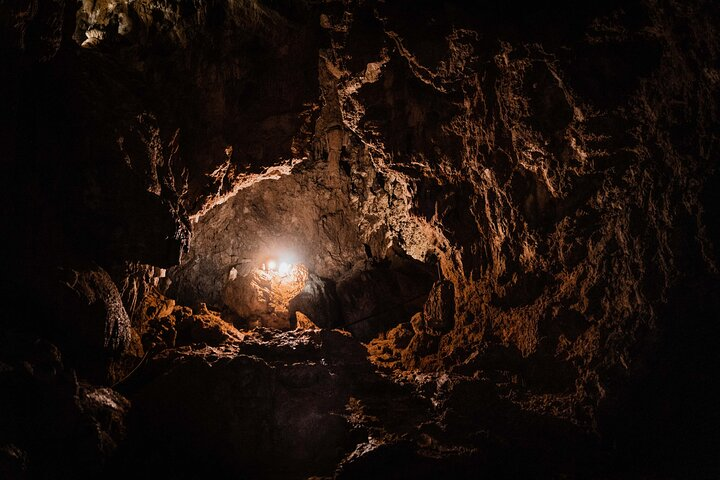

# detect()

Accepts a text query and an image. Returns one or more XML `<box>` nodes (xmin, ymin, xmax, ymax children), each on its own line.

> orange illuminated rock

<box><xmin>223</xmin><ymin>264</ymin><xmax>309</xmax><ymax>329</ymax></box>
<box><xmin>294</xmin><ymin>311</ymin><xmax>319</xmax><ymax>330</ymax></box>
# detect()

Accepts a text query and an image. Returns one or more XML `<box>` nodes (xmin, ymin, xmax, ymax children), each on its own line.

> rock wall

<box><xmin>321</xmin><ymin>0</ymin><xmax>720</xmax><ymax>422</ymax></box>
<box><xmin>2</xmin><ymin>0</ymin><xmax>719</xmax><ymax>476</ymax></box>
<box><xmin>0</xmin><ymin>0</ymin><xmax>320</xmax><ymax>379</ymax></box>
<box><xmin>168</xmin><ymin>0</ymin><xmax>720</xmax><ymax>430</ymax></box>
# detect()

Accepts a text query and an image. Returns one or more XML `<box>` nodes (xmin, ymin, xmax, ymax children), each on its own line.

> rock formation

<box><xmin>1</xmin><ymin>0</ymin><xmax>719</xmax><ymax>478</ymax></box>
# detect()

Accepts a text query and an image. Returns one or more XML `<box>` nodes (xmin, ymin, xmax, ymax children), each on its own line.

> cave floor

<box><xmin>110</xmin><ymin>327</ymin><xmax>602</xmax><ymax>479</ymax></box>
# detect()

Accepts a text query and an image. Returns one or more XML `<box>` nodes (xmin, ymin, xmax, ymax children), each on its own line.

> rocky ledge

<box><xmin>98</xmin><ymin>326</ymin><xmax>598</xmax><ymax>479</ymax></box>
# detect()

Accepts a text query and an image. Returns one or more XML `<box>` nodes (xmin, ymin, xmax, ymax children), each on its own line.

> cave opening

<box><xmin>1</xmin><ymin>0</ymin><xmax>719</xmax><ymax>478</ymax></box>
<box><xmin>166</xmin><ymin>164</ymin><xmax>437</xmax><ymax>339</ymax></box>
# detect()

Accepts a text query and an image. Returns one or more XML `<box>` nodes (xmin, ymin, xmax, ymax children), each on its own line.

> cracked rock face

<box><xmin>116</xmin><ymin>328</ymin><xmax>597</xmax><ymax>479</ymax></box>
<box><xmin>72</xmin><ymin>0</ymin><xmax>321</xmax><ymax>214</ymax></box>
<box><xmin>323</xmin><ymin>0</ymin><xmax>720</xmax><ymax>411</ymax></box>
<box><xmin>170</xmin><ymin>0</ymin><xmax>720</xmax><ymax>432</ymax></box>
<box><xmin>223</xmin><ymin>263</ymin><xmax>310</xmax><ymax>329</ymax></box>
<box><xmin>122</xmin><ymin>329</ymin><xmax>371</xmax><ymax>478</ymax></box>
<box><xmin>2</xmin><ymin>0</ymin><xmax>720</xmax><ymax>477</ymax></box>
<box><xmin>0</xmin><ymin>338</ymin><xmax>130</xmax><ymax>479</ymax></box>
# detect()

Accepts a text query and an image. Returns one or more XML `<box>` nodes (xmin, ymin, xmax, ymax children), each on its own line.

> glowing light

<box><xmin>259</xmin><ymin>251</ymin><xmax>299</xmax><ymax>278</ymax></box>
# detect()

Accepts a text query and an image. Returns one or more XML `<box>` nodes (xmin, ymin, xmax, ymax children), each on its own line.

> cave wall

<box><xmin>322</xmin><ymin>0</ymin><xmax>720</xmax><ymax>419</ymax></box>
<box><xmin>71</xmin><ymin>0</ymin><xmax>321</xmax><ymax>213</ymax></box>
<box><xmin>0</xmin><ymin>0</ymin><xmax>322</xmax><ymax>375</ymax></box>
<box><xmin>166</xmin><ymin>0</ymin><xmax>720</xmax><ymax>428</ymax></box>
<box><xmin>1</xmin><ymin>0</ymin><xmax>719</xmax><ymax>476</ymax></box>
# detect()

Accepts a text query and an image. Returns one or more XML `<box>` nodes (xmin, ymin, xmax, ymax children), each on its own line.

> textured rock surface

<box><xmin>114</xmin><ymin>329</ymin><xmax>598</xmax><ymax>479</ymax></box>
<box><xmin>121</xmin><ymin>329</ymin><xmax>373</xmax><ymax>478</ymax></box>
<box><xmin>56</xmin><ymin>266</ymin><xmax>134</xmax><ymax>354</ymax></box>
<box><xmin>288</xmin><ymin>273</ymin><xmax>341</xmax><ymax>329</ymax></box>
<box><xmin>169</xmin><ymin>156</ymin><xmax>436</xmax><ymax>335</ymax></box>
<box><xmin>0</xmin><ymin>336</ymin><xmax>130</xmax><ymax>479</ymax></box>
<box><xmin>325</xmin><ymin>0</ymin><xmax>720</xmax><ymax>422</ymax></box>
<box><xmin>168</xmin><ymin>153</ymin><xmax>372</xmax><ymax>308</ymax></box>
<box><xmin>169</xmin><ymin>1</ymin><xmax>719</xmax><ymax>475</ymax></box>
<box><xmin>2</xmin><ymin>0</ymin><xmax>720</xmax><ymax>478</ymax></box>
<box><xmin>169</xmin><ymin>0</ymin><xmax>720</xmax><ymax>442</ymax></box>
<box><xmin>223</xmin><ymin>263</ymin><xmax>310</xmax><ymax>328</ymax></box>
<box><xmin>70</xmin><ymin>0</ymin><xmax>320</xmax><ymax>213</ymax></box>
<box><xmin>133</xmin><ymin>289</ymin><xmax>243</xmax><ymax>351</ymax></box>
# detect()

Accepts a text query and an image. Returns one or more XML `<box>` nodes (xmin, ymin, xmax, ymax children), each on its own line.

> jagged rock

<box><xmin>77</xmin><ymin>386</ymin><xmax>131</xmax><ymax>451</ymax></box>
<box><xmin>175</xmin><ymin>303</ymin><xmax>244</xmax><ymax>346</ymax></box>
<box><xmin>294</xmin><ymin>311</ymin><xmax>319</xmax><ymax>330</ymax></box>
<box><xmin>57</xmin><ymin>266</ymin><xmax>134</xmax><ymax>354</ymax></box>
<box><xmin>124</xmin><ymin>329</ymin><xmax>373</xmax><ymax>478</ymax></box>
<box><xmin>120</xmin><ymin>327</ymin><xmax>597</xmax><ymax>478</ymax></box>
<box><xmin>170</xmin><ymin>160</ymin><xmax>369</xmax><ymax>310</ymax></box>
<box><xmin>288</xmin><ymin>273</ymin><xmax>340</xmax><ymax>329</ymax></box>
<box><xmin>0</xmin><ymin>337</ymin><xmax>130</xmax><ymax>478</ymax></box>
<box><xmin>41</xmin><ymin>265</ymin><xmax>144</xmax><ymax>382</ymax></box>
<box><xmin>71</xmin><ymin>0</ymin><xmax>320</xmax><ymax>213</ymax></box>
<box><xmin>422</xmin><ymin>280</ymin><xmax>455</xmax><ymax>336</ymax></box>
<box><xmin>318</xmin><ymin>0</ymin><xmax>719</xmax><ymax>443</ymax></box>
<box><xmin>138</xmin><ymin>291</ymin><xmax>243</xmax><ymax>351</ymax></box>
<box><xmin>334</xmin><ymin>255</ymin><xmax>436</xmax><ymax>341</ymax></box>
<box><xmin>2</xmin><ymin>0</ymin><xmax>720</xmax><ymax>477</ymax></box>
<box><xmin>222</xmin><ymin>264</ymin><xmax>310</xmax><ymax>329</ymax></box>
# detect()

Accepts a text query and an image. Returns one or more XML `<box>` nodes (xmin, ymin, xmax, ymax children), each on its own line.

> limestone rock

<box><xmin>46</xmin><ymin>265</ymin><xmax>143</xmax><ymax>383</ymax></box>
<box><xmin>294</xmin><ymin>311</ymin><xmax>319</xmax><ymax>330</ymax></box>
<box><xmin>223</xmin><ymin>264</ymin><xmax>310</xmax><ymax>329</ymax></box>
<box><xmin>58</xmin><ymin>266</ymin><xmax>133</xmax><ymax>354</ymax></box>
<box><xmin>2</xmin><ymin>0</ymin><xmax>720</xmax><ymax>477</ymax></box>
<box><xmin>288</xmin><ymin>273</ymin><xmax>340</xmax><ymax>329</ymax></box>
<box><xmin>334</xmin><ymin>256</ymin><xmax>435</xmax><ymax>341</ymax></box>
<box><xmin>422</xmin><ymin>280</ymin><xmax>455</xmax><ymax>336</ymax></box>
<box><xmin>0</xmin><ymin>337</ymin><xmax>130</xmax><ymax>477</ymax></box>
<box><xmin>139</xmin><ymin>295</ymin><xmax>243</xmax><ymax>351</ymax></box>
<box><xmin>126</xmin><ymin>329</ymin><xmax>374</xmax><ymax>478</ymax></box>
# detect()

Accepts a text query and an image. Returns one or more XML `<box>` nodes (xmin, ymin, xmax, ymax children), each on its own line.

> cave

<box><xmin>1</xmin><ymin>0</ymin><xmax>719</xmax><ymax>478</ymax></box>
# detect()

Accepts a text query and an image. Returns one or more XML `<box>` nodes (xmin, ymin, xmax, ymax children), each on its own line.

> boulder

<box><xmin>288</xmin><ymin>274</ymin><xmax>340</xmax><ymax>329</ymax></box>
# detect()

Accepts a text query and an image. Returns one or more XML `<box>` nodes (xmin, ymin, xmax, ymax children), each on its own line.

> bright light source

<box><xmin>267</xmin><ymin>260</ymin><xmax>277</xmax><ymax>271</ymax></box>
<box><xmin>279</xmin><ymin>262</ymin><xmax>290</xmax><ymax>274</ymax></box>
